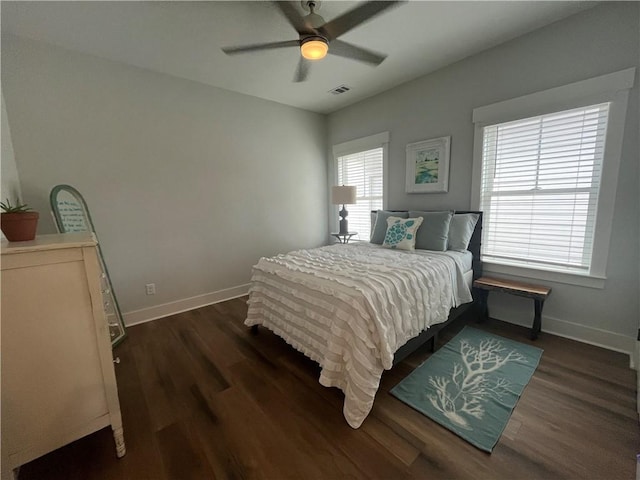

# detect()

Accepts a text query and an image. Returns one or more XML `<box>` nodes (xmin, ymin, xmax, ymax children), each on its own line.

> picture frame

<box><xmin>405</xmin><ymin>136</ymin><xmax>451</xmax><ymax>193</ymax></box>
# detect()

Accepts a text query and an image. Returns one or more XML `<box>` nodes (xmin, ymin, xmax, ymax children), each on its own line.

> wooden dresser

<box><xmin>1</xmin><ymin>233</ymin><xmax>125</xmax><ymax>479</ymax></box>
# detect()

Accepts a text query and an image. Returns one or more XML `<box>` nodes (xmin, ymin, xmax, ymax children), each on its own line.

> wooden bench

<box><xmin>473</xmin><ymin>276</ymin><xmax>551</xmax><ymax>340</ymax></box>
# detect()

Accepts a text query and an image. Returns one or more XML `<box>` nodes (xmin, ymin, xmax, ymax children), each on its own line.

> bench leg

<box><xmin>532</xmin><ymin>299</ymin><xmax>544</xmax><ymax>340</ymax></box>
<box><xmin>476</xmin><ymin>289</ymin><xmax>489</xmax><ymax>323</ymax></box>
<box><xmin>250</xmin><ymin>325</ymin><xmax>259</xmax><ymax>335</ymax></box>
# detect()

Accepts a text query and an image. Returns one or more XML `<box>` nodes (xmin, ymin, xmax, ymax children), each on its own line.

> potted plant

<box><xmin>1</xmin><ymin>198</ymin><xmax>39</xmax><ymax>242</ymax></box>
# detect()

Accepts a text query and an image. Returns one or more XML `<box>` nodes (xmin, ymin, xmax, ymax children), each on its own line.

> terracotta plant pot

<box><xmin>1</xmin><ymin>212</ymin><xmax>39</xmax><ymax>242</ymax></box>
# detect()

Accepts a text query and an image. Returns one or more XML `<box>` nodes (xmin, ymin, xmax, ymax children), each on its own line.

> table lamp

<box><xmin>331</xmin><ymin>185</ymin><xmax>357</xmax><ymax>235</ymax></box>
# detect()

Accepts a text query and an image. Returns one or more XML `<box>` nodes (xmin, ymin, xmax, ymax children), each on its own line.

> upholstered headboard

<box><xmin>370</xmin><ymin>210</ymin><xmax>483</xmax><ymax>278</ymax></box>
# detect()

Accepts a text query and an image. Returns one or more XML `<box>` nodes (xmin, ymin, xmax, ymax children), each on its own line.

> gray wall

<box><xmin>328</xmin><ymin>2</ymin><xmax>640</xmax><ymax>352</ymax></box>
<box><xmin>1</xmin><ymin>91</ymin><xmax>21</xmax><ymax>207</ymax></box>
<box><xmin>2</xmin><ymin>34</ymin><xmax>328</xmax><ymax>319</ymax></box>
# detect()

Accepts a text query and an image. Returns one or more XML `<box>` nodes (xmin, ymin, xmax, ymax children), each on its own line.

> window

<box><xmin>333</xmin><ymin>132</ymin><xmax>389</xmax><ymax>240</ymax></box>
<box><xmin>336</xmin><ymin>148</ymin><xmax>383</xmax><ymax>239</ymax></box>
<box><xmin>472</xmin><ymin>68</ymin><xmax>634</xmax><ymax>286</ymax></box>
<box><xmin>479</xmin><ymin>103</ymin><xmax>609</xmax><ymax>274</ymax></box>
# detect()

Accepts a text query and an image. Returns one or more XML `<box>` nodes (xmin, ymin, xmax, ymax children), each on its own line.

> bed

<box><xmin>244</xmin><ymin>210</ymin><xmax>482</xmax><ymax>428</ymax></box>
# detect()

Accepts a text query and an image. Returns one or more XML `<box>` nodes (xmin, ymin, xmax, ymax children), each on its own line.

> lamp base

<box><xmin>338</xmin><ymin>205</ymin><xmax>349</xmax><ymax>235</ymax></box>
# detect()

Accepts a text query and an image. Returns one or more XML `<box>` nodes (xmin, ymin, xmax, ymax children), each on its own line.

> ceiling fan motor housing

<box><xmin>302</xmin><ymin>1</ymin><xmax>325</xmax><ymax>28</ymax></box>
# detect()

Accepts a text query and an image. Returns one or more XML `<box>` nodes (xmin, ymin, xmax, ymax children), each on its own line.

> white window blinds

<box><xmin>479</xmin><ymin>103</ymin><xmax>610</xmax><ymax>273</ymax></box>
<box><xmin>337</xmin><ymin>147</ymin><xmax>384</xmax><ymax>240</ymax></box>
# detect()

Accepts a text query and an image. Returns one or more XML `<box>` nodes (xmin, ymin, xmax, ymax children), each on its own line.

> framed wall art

<box><xmin>405</xmin><ymin>136</ymin><xmax>451</xmax><ymax>193</ymax></box>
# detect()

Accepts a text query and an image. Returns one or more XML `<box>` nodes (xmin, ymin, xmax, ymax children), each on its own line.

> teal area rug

<box><xmin>390</xmin><ymin>326</ymin><xmax>542</xmax><ymax>452</ymax></box>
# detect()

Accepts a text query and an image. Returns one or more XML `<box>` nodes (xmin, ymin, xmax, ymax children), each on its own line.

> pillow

<box><xmin>408</xmin><ymin>210</ymin><xmax>453</xmax><ymax>251</ymax></box>
<box><xmin>448</xmin><ymin>213</ymin><xmax>480</xmax><ymax>251</ymax></box>
<box><xmin>370</xmin><ymin>210</ymin><xmax>409</xmax><ymax>244</ymax></box>
<box><xmin>382</xmin><ymin>216</ymin><xmax>424</xmax><ymax>251</ymax></box>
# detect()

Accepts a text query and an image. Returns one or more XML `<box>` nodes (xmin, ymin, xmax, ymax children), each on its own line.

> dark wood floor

<box><xmin>18</xmin><ymin>297</ymin><xmax>638</xmax><ymax>479</ymax></box>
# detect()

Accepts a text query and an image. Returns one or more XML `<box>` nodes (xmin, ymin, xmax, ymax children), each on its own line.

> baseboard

<box><xmin>123</xmin><ymin>284</ymin><xmax>251</xmax><ymax>326</ymax></box>
<box><xmin>494</xmin><ymin>313</ymin><xmax>635</xmax><ymax>365</ymax></box>
<box><xmin>122</xmin><ymin>284</ymin><xmax>636</xmax><ymax>367</ymax></box>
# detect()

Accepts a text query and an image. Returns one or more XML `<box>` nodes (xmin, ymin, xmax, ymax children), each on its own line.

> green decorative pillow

<box><xmin>408</xmin><ymin>210</ymin><xmax>453</xmax><ymax>251</ymax></box>
<box><xmin>382</xmin><ymin>216</ymin><xmax>424</xmax><ymax>251</ymax></box>
<box><xmin>448</xmin><ymin>213</ymin><xmax>480</xmax><ymax>251</ymax></box>
<box><xmin>370</xmin><ymin>210</ymin><xmax>409</xmax><ymax>244</ymax></box>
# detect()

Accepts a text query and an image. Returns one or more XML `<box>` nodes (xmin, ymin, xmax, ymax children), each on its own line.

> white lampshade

<box><xmin>331</xmin><ymin>185</ymin><xmax>357</xmax><ymax>205</ymax></box>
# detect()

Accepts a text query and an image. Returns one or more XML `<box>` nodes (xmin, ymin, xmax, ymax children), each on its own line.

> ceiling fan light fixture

<box><xmin>300</xmin><ymin>37</ymin><xmax>328</xmax><ymax>60</ymax></box>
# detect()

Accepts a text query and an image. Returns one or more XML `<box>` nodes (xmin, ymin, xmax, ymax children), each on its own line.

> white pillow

<box><xmin>382</xmin><ymin>216</ymin><xmax>424</xmax><ymax>251</ymax></box>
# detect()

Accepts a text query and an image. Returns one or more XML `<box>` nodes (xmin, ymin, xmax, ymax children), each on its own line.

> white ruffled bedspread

<box><xmin>244</xmin><ymin>242</ymin><xmax>473</xmax><ymax>428</ymax></box>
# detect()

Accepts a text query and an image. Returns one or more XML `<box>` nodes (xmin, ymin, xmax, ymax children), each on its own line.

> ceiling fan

<box><xmin>222</xmin><ymin>1</ymin><xmax>403</xmax><ymax>82</ymax></box>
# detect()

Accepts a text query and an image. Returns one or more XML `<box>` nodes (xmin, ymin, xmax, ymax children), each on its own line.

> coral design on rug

<box><xmin>427</xmin><ymin>337</ymin><xmax>528</xmax><ymax>430</ymax></box>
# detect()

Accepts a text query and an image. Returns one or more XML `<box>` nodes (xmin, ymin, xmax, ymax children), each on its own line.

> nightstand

<box><xmin>331</xmin><ymin>232</ymin><xmax>358</xmax><ymax>244</ymax></box>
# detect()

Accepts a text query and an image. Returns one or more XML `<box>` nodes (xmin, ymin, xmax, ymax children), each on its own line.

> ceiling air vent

<box><xmin>329</xmin><ymin>85</ymin><xmax>351</xmax><ymax>95</ymax></box>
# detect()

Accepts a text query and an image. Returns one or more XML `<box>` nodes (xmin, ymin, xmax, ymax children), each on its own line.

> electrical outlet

<box><xmin>145</xmin><ymin>283</ymin><xmax>156</xmax><ymax>295</ymax></box>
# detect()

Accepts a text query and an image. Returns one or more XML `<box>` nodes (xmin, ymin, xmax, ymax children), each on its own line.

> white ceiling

<box><xmin>1</xmin><ymin>1</ymin><xmax>596</xmax><ymax>114</ymax></box>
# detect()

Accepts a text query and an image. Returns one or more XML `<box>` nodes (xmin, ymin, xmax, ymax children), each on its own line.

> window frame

<box><xmin>331</xmin><ymin>132</ymin><xmax>389</xmax><ymax>240</ymax></box>
<box><xmin>471</xmin><ymin>68</ymin><xmax>635</xmax><ymax>289</ymax></box>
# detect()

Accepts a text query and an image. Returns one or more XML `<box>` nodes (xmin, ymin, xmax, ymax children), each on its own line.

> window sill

<box><xmin>482</xmin><ymin>261</ymin><xmax>606</xmax><ymax>289</ymax></box>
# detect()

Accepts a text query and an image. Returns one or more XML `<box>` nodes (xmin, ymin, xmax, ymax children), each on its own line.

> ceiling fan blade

<box><xmin>275</xmin><ymin>1</ymin><xmax>316</xmax><ymax>35</ymax></box>
<box><xmin>294</xmin><ymin>57</ymin><xmax>310</xmax><ymax>82</ymax></box>
<box><xmin>328</xmin><ymin>39</ymin><xmax>386</xmax><ymax>66</ymax></box>
<box><xmin>222</xmin><ymin>39</ymin><xmax>299</xmax><ymax>55</ymax></box>
<box><xmin>319</xmin><ymin>1</ymin><xmax>404</xmax><ymax>40</ymax></box>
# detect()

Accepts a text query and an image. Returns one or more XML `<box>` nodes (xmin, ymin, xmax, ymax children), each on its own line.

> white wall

<box><xmin>1</xmin><ymin>91</ymin><xmax>22</xmax><ymax>205</ymax></box>
<box><xmin>2</xmin><ymin>34</ymin><xmax>328</xmax><ymax>322</ymax></box>
<box><xmin>328</xmin><ymin>2</ymin><xmax>640</xmax><ymax>354</ymax></box>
